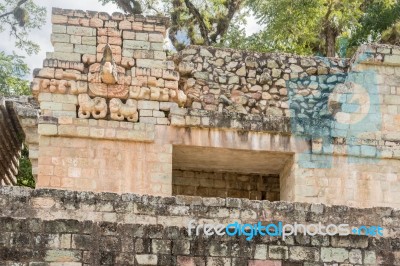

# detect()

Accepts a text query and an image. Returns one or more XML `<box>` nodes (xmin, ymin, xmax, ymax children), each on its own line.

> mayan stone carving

<box><xmin>32</xmin><ymin>9</ymin><xmax>190</xmax><ymax>124</ymax></box>
<box><xmin>78</xmin><ymin>94</ymin><xmax>107</xmax><ymax>119</ymax></box>
<box><xmin>109</xmin><ymin>98</ymin><xmax>138</xmax><ymax>122</ymax></box>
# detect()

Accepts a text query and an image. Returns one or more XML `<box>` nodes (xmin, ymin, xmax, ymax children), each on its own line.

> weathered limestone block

<box><xmin>89</xmin><ymin>83</ymin><xmax>107</xmax><ymax>98</ymax></box>
<box><xmin>150</xmin><ymin>87</ymin><xmax>160</xmax><ymax>101</ymax></box>
<box><xmin>82</xmin><ymin>54</ymin><xmax>96</xmax><ymax>64</ymax></box>
<box><xmin>78</xmin><ymin>94</ymin><xmax>107</xmax><ymax>119</ymax></box>
<box><xmin>32</xmin><ymin>78</ymin><xmax>84</xmax><ymax>96</ymax></box>
<box><xmin>159</xmin><ymin>88</ymin><xmax>170</xmax><ymax>102</ymax></box>
<box><xmin>108</xmin><ymin>84</ymin><xmax>129</xmax><ymax>99</ymax></box>
<box><xmin>54</xmin><ymin>69</ymin><xmax>82</xmax><ymax>81</ymax></box>
<box><xmin>170</xmin><ymin>88</ymin><xmax>187</xmax><ymax>107</ymax></box>
<box><xmin>109</xmin><ymin>98</ymin><xmax>138</xmax><ymax>122</ymax></box>
<box><xmin>71</xmin><ymin>81</ymin><xmax>88</xmax><ymax>94</ymax></box>
<box><xmin>121</xmin><ymin>57</ymin><xmax>135</xmax><ymax>68</ymax></box>
<box><xmin>129</xmin><ymin>86</ymin><xmax>151</xmax><ymax>100</ymax></box>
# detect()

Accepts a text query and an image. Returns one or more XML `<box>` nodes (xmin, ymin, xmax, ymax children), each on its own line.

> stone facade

<box><xmin>1</xmin><ymin>186</ymin><xmax>400</xmax><ymax>265</ymax></box>
<box><xmin>17</xmin><ymin>7</ymin><xmax>399</xmax><ymax>209</ymax></box>
<box><xmin>0</xmin><ymin>97</ymin><xmax>39</xmax><ymax>185</ymax></box>
<box><xmin>172</xmin><ymin>170</ymin><xmax>280</xmax><ymax>201</ymax></box>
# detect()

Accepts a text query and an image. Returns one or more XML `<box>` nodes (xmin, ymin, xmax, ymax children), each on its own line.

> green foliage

<box><xmin>248</xmin><ymin>0</ymin><xmax>364</xmax><ymax>56</ymax></box>
<box><xmin>100</xmin><ymin>0</ymin><xmax>245</xmax><ymax>50</ymax></box>
<box><xmin>349</xmin><ymin>1</ymin><xmax>400</xmax><ymax>47</ymax></box>
<box><xmin>0</xmin><ymin>0</ymin><xmax>46</xmax><ymax>55</ymax></box>
<box><xmin>381</xmin><ymin>20</ymin><xmax>400</xmax><ymax>44</ymax></box>
<box><xmin>0</xmin><ymin>51</ymin><xmax>30</xmax><ymax>97</ymax></box>
<box><xmin>16</xmin><ymin>144</ymin><xmax>35</xmax><ymax>188</ymax></box>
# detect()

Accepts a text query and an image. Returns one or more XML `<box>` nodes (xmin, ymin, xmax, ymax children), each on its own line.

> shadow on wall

<box><xmin>172</xmin><ymin>145</ymin><xmax>294</xmax><ymax>201</ymax></box>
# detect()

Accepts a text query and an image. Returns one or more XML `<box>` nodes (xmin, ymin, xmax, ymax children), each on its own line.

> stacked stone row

<box><xmin>175</xmin><ymin>46</ymin><xmax>349</xmax><ymax>118</ymax></box>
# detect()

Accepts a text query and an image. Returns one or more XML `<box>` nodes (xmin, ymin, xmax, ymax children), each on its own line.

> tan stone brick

<box><xmin>38</xmin><ymin>165</ymin><xmax>54</xmax><ymax>176</ymax></box>
<box><xmin>90</xmin><ymin>18</ymin><xmax>103</xmax><ymax>27</ymax></box>
<box><xmin>136</xmin><ymin>59</ymin><xmax>165</xmax><ymax>69</ymax></box>
<box><xmin>135</xmin><ymin>255</ymin><xmax>157</xmax><ymax>265</ymax></box>
<box><xmin>52</xmin><ymin>15</ymin><xmax>68</xmax><ymax>24</ymax></box>
<box><xmin>68</xmin><ymin>167</ymin><xmax>81</xmax><ymax>178</ymax></box>
<box><xmin>154</xmin><ymin>51</ymin><xmax>167</xmax><ymax>60</ymax></box>
<box><xmin>61</xmin><ymin>178</ymin><xmax>74</xmax><ymax>188</ymax></box>
<box><xmin>132</xmin><ymin>21</ymin><xmax>143</xmax><ymax>31</ymax></box>
<box><xmin>38</xmin><ymin>124</ymin><xmax>58</xmax><ymax>135</ymax></box>
<box><xmin>51</xmin><ymin>33</ymin><xmax>70</xmax><ymax>43</ymax></box>
<box><xmin>138</xmin><ymin>100</ymin><xmax>159</xmax><ymax>110</ymax></box>
<box><xmin>98</xmin><ymin>27</ymin><xmax>121</xmax><ymax>37</ymax></box>
<box><xmin>80</xmin><ymin>18</ymin><xmax>90</xmax><ymax>27</ymax></box>
<box><xmin>119</xmin><ymin>20</ymin><xmax>132</xmax><ymax>30</ymax></box>
<box><xmin>58</xmin><ymin>117</ymin><xmax>73</xmax><ymax>125</ymax></box>
<box><xmin>108</xmin><ymin>36</ymin><xmax>122</xmax><ymax>45</ymax></box>
<box><xmin>149</xmin><ymin>33</ymin><xmax>164</xmax><ymax>42</ymax></box>
<box><xmin>143</xmin><ymin>24</ymin><xmax>155</xmax><ymax>32</ymax></box>
<box><xmin>54</xmin><ymin>42</ymin><xmax>74</xmax><ymax>53</ymax></box>
<box><xmin>170</xmin><ymin>115</ymin><xmax>186</xmax><ymax>126</ymax></box>
<box><xmin>58</xmin><ymin>125</ymin><xmax>77</xmax><ymax>136</ymax></box>
<box><xmin>123</xmin><ymin>30</ymin><xmax>135</xmax><ymax>40</ymax></box>
<box><xmin>52</xmin><ymin>94</ymin><xmax>78</xmax><ymax>104</ymax></box>
<box><xmin>165</xmin><ymin>80</ymin><xmax>179</xmax><ymax>89</ymax></box>
<box><xmin>50</xmin><ymin>176</ymin><xmax>61</xmax><ymax>187</ymax></box>
<box><xmin>37</xmin><ymin>68</ymin><xmax>55</xmax><ymax>79</ymax></box>
<box><xmin>52</xmin><ymin>24</ymin><xmax>66</xmax><ymax>33</ymax></box>
<box><xmin>68</xmin><ymin>17</ymin><xmax>80</xmax><ymax>25</ymax></box>
<box><xmin>385</xmin><ymin>55</ymin><xmax>400</xmax><ymax>65</ymax></box>
<box><xmin>53</xmin><ymin>165</ymin><xmax>66</xmax><ymax>178</ymax></box>
<box><xmin>70</xmin><ymin>35</ymin><xmax>82</xmax><ymax>44</ymax></box>
<box><xmin>90</xmin><ymin>127</ymin><xmax>105</xmax><ymax>138</ymax></box>
<box><xmin>46</xmin><ymin>52</ymin><xmax>81</xmax><ymax>62</ymax></box>
<box><xmin>38</xmin><ymin>93</ymin><xmax>53</xmax><ymax>102</ymax></box>
<box><xmin>105</xmin><ymin>20</ymin><xmax>118</xmax><ymax>28</ymax></box>
<box><xmin>82</xmin><ymin>36</ymin><xmax>96</xmax><ymax>45</ymax></box>
<box><xmin>67</xmin><ymin>26</ymin><xmax>95</xmax><ymax>36</ymax></box>
<box><xmin>74</xmin><ymin>44</ymin><xmax>96</xmax><ymax>54</ymax></box>
<box><xmin>124</xmin><ymin>40</ymin><xmax>150</xmax><ymax>50</ymax></box>
<box><xmin>151</xmin><ymin>42</ymin><xmax>164</xmax><ymax>51</ymax></box>
<box><xmin>105</xmin><ymin>128</ymin><xmax>116</xmax><ymax>138</ymax></box>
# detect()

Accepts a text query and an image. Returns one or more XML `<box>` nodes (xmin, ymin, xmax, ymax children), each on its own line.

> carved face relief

<box><xmin>87</xmin><ymin>43</ymin><xmax>129</xmax><ymax>99</ymax></box>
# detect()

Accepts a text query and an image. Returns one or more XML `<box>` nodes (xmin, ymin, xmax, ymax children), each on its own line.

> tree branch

<box><xmin>210</xmin><ymin>0</ymin><xmax>243</xmax><ymax>43</ymax></box>
<box><xmin>0</xmin><ymin>0</ymin><xmax>28</xmax><ymax>19</ymax></box>
<box><xmin>184</xmin><ymin>0</ymin><xmax>210</xmax><ymax>45</ymax></box>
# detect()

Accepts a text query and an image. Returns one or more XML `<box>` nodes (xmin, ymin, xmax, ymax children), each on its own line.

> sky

<box><xmin>0</xmin><ymin>1</ymin><xmax>262</xmax><ymax>73</ymax></box>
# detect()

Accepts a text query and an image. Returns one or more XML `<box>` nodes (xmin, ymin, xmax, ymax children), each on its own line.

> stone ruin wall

<box><xmin>1</xmin><ymin>186</ymin><xmax>400</xmax><ymax>265</ymax></box>
<box><xmin>172</xmin><ymin>170</ymin><xmax>280</xmax><ymax>201</ymax></box>
<box><xmin>0</xmin><ymin>97</ymin><xmax>39</xmax><ymax>185</ymax></box>
<box><xmin>20</xmin><ymin>7</ymin><xmax>400</xmax><ymax>209</ymax></box>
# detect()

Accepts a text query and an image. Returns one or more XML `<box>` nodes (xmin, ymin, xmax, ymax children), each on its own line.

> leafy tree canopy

<box><xmin>0</xmin><ymin>51</ymin><xmax>30</xmax><ymax>96</ymax></box>
<box><xmin>99</xmin><ymin>0</ymin><xmax>246</xmax><ymax>51</ymax></box>
<box><xmin>350</xmin><ymin>0</ymin><xmax>400</xmax><ymax>46</ymax></box>
<box><xmin>247</xmin><ymin>0</ymin><xmax>400</xmax><ymax>57</ymax></box>
<box><xmin>247</xmin><ymin>0</ymin><xmax>366</xmax><ymax>57</ymax></box>
<box><xmin>0</xmin><ymin>0</ymin><xmax>46</xmax><ymax>55</ymax></box>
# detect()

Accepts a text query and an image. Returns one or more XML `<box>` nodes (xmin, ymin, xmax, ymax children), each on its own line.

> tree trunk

<box><xmin>325</xmin><ymin>24</ymin><xmax>337</xmax><ymax>57</ymax></box>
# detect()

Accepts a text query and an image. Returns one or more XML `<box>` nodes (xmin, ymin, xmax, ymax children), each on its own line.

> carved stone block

<box><xmin>108</xmin><ymin>84</ymin><xmax>129</xmax><ymax>99</ymax></box>
<box><xmin>129</xmin><ymin>86</ymin><xmax>150</xmax><ymax>100</ymax></box>
<box><xmin>109</xmin><ymin>98</ymin><xmax>138</xmax><ymax>122</ymax></box>
<box><xmin>78</xmin><ymin>94</ymin><xmax>107</xmax><ymax>119</ymax></box>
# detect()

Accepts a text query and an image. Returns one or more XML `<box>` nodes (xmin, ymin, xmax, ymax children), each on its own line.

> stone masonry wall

<box><xmin>172</xmin><ymin>169</ymin><xmax>280</xmax><ymax>201</ymax></box>
<box><xmin>1</xmin><ymin>186</ymin><xmax>400</xmax><ymax>265</ymax></box>
<box><xmin>25</xmin><ymin>6</ymin><xmax>400</xmax><ymax>208</ymax></box>
<box><xmin>0</xmin><ymin>97</ymin><xmax>39</xmax><ymax>185</ymax></box>
<box><xmin>0</xmin><ymin>98</ymin><xmax>23</xmax><ymax>185</ymax></box>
